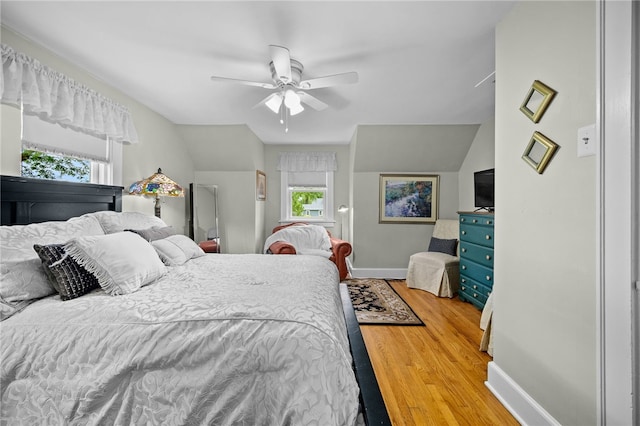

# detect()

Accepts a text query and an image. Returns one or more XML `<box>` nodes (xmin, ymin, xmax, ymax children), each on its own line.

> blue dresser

<box><xmin>458</xmin><ymin>212</ymin><xmax>494</xmax><ymax>310</ymax></box>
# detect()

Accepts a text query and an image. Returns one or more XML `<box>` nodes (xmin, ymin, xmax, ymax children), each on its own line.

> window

<box><xmin>21</xmin><ymin>149</ymin><xmax>91</xmax><ymax>182</ymax></box>
<box><xmin>20</xmin><ymin>114</ymin><xmax>122</xmax><ymax>185</ymax></box>
<box><xmin>278</xmin><ymin>152</ymin><xmax>336</xmax><ymax>225</ymax></box>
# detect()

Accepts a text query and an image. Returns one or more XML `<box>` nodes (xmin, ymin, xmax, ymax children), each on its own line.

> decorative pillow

<box><xmin>126</xmin><ymin>226</ymin><xmax>176</xmax><ymax>242</ymax></box>
<box><xmin>152</xmin><ymin>234</ymin><xmax>206</xmax><ymax>266</ymax></box>
<box><xmin>33</xmin><ymin>244</ymin><xmax>100</xmax><ymax>300</ymax></box>
<box><xmin>64</xmin><ymin>232</ymin><xmax>166</xmax><ymax>296</ymax></box>
<box><xmin>0</xmin><ymin>214</ymin><xmax>105</xmax><ymax>319</ymax></box>
<box><xmin>87</xmin><ymin>211</ymin><xmax>167</xmax><ymax>234</ymax></box>
<box><xmin>0</xmin><ymin>259</ymin><xmax>53</xmax><ymax>315</ymax></box>
<box><xmin>428</xmin><ymin>237</ymin><xmax>458</xmax><ymax>256</ymax></box>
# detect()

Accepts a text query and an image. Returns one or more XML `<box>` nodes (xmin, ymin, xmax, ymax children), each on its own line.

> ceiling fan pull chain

<box><xmin>280</xmin><ymin>98</ymin><xmax>285</xmax><ymax>124</ymax></box>
<box><xmin>284</xmin><ymin>108</ymin><xmax>289</xmax><ymax>133</ymax></box>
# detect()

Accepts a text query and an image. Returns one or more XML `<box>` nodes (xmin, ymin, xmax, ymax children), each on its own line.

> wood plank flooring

<box><xmin>359</xmin><ymin>280</ymin><xmax>518</xmax><ymax>426</ymax></box>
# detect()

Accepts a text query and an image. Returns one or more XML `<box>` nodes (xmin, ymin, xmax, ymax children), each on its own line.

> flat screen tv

<box><xmin>474</xmin><ymin>168</ymin><xmax>495</xmax><ymax>211</ymax></box>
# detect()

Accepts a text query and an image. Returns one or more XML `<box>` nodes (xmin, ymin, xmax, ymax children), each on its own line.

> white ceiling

<box><xmin>1</xmin><ymin>1</ymin><xmax>515</xmax><ymax>145</ymax></box>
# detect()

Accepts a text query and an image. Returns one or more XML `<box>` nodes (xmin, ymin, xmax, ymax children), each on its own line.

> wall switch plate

<box><xmin>577</xmin><ymin>124</ymin><xmax>597</xmax><ymax>157</ymax></box>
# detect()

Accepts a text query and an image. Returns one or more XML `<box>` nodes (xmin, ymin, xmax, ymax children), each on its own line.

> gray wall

<box><xmin>0</xmin><ymin>26</ymin><xmax>195</xmax><ymax>233</ymax></box>
<box><xmin>458</xmin><ymin>118</ymin><xmax>495</xmax><ymax>211</ymax></box>
<box><xmin>493</xmin><ymin>2</ymin><xmax>597</xmax><ymax>424</ymax></box>
<box><xmin>178</xmin><ymin>125</ymin><xmax>265</xmax><ymax>254</ymax></box>
<box><xmin>350</xmin><ymin>124</ymin><xmax>479</xmax><ymax>270</ymax></box>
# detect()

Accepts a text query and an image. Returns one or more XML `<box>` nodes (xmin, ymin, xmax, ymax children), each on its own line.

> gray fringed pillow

<box><xmin>33</xmin><ymin>244</ymin><xmax>100</xmax><ymax>300</ymax></box>
<box><xmin>126</xmin><ymin>226</ymin><xmax>176</xmax><ymax>242</ymax></box>
<box><xmin>427</xmin><ymin>237</ymin><xmax>458</xmax><ymax>256</ymax></box>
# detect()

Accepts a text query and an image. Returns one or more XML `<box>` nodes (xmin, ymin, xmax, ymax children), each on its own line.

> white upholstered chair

<box><xmin>406</xmin><ymin>219</ymin><xmax>460</xmax><ymax>297</ymax></box>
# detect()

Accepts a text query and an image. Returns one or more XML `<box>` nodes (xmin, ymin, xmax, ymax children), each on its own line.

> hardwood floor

<box><xmin>360</xmin><ymin>280</ymin><xmax>518</xmax><ymax>426</ymax></box>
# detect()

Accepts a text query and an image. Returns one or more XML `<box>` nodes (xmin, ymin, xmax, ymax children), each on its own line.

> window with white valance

<box><xmin>2</xmin><ymin>43</ymin><xmax>131</xmax><ymax>185</ymax></box>
<box><xmin>278</xmin><ymin>152</ymin><xmax>336</xmax><ymax>224</ymax></box>
<box><xmin>277</xmin><ymin>151</ymin><xmax>337</xmax><ymax>173</ymax></box>
<box><xmin>1</xmin><ymin>43</ymin><xmax>138</xmax><ymax>144</ymax></box>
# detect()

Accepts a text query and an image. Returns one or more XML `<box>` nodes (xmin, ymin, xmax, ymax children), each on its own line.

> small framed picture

<box><xmin>519</xmin><ymin>80</ymin><xmax>557</xmax><ymax>123</ymax></box>
<box><xmin>256</xmin><ymin>170</ymin><xmax>266</xmax><ymax>201</ymax></box>
<box><xmin>522</xmin><ymin>131</ymin><xmax>559</xmax><ymax>174</ymax></box>
<box><xmin>379</xmin><ymin>174</ymin><xmax>439</xmax><ymax>223</ymax></box>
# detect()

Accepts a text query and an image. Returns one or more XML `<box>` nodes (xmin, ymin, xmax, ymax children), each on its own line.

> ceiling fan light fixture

<box><xmin>289</xmin><ymin>102</ymin><xmax>304</xmax><ymax>116</ymax></box>
<box><xmin>265</xmin><ymin>93</ymin><xmax>283</xmax><ymax>114</ymax></box>
<box><xmin>284</xmin><ymin>89</ymin><xmax>301</xmax><ymax>109</ymax></box>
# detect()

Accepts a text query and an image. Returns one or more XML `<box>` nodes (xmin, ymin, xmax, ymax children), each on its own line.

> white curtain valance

<box><xmin>277</xmin><ymin>151</ymin><xmax>337</xmax><ymax>172</ymax></box>
<box><xmin>1</xmin><ymin>44</ymin><xmax>139</xmax><ymax>144</ymax></box>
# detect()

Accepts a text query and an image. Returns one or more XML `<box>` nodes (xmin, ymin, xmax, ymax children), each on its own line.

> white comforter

<box><xmin>1</xmin><ymin>254</ymin><xmax>360</xmax><ymax>425</ymax></box>
<box><xmin>263</xmin><ymin>224</ymin><xmax>332</xmax><ymax>258</ymax></box>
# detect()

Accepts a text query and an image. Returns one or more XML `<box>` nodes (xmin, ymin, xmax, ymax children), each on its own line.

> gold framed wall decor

<box><xmin>519</xmin><ymin>80</ymin><xmax>557</xmax><ymax>123</ymax></box>
<box><xmin>256</xmin><ymin>170</ymin><xmax>266</xmax><ymax>201</ymax></box>
<box><xmin>379</xmin><ymin>174</ymin><xmax>439</xmax><ymax>223</ymax></box>
<box><xmin>522</xmin><ymin>131</ymin><xmax>559</xmax><ymax>174</ymax></box>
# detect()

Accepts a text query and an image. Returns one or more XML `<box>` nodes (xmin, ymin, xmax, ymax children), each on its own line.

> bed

<box><xmin>0</xmin><ymin>175</ymin><xmax>390</xmax><ymax>425</ymax></box>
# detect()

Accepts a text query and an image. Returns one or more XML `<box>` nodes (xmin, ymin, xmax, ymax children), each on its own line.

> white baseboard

<box><xmin>346</xmin><ymin>258</ymin><xmax>407</xmax><ymax>279</ymax></box>
<box><xmin>485</xmin><ymin>361</ymin><xmax>560</xmax><ymax>426</ymax></box>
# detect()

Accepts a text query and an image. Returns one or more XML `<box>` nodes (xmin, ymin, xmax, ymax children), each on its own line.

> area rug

<box><xmin>343</xmin><ymin>278</ymin><xmax>423</xmax><ymax>325</ymax></box>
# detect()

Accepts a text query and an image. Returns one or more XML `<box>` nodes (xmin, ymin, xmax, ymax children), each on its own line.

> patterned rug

<box><xmin>343</xmin><ymin>278</ymin><xmax>423</xmax><ymax>325</ymax></box>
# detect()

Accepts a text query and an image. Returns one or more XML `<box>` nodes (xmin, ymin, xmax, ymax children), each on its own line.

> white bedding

<box><xmin>263</xmin><ymin>224</ymin><xmax>332</xmax><ymax>258</ymax></box>
<box><xmin>1</xmin><ymin>254</ymin><xmax>360</xmax><ymax>425</ymax></box>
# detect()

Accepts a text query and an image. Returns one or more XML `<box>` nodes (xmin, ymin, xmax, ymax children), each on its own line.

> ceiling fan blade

<box><xmin>210</xmin><ymin>75</ymin><xmax>276</xmax><ymax>89</ymax></box>
<box><xmin>299</xmin><ymin>71</ymin><xmax>358</xmax><ymax>90</ymax></box>
<box><xmin>269</xmin><ymin>45</ymin><xmax>292</xmax><ymax>83</ymax></box>
<box><xmin>298</xmin><ymin>92</ymin><xmax>328</xmax><ymax>111</ymax></box>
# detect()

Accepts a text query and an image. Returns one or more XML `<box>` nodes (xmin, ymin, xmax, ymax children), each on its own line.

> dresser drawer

<box><xmin>460</xmin><ymin>223</ymin><xmax>494</xmax><ymax>248</ymax></box>
<box><xmin>459</xmin><ymin>241</ymin><xmax>494</xmax><ymax>268</ymax></box>
<box><xmin>459</xmin><ymin>214</ymin><xmax>494</xmax><ymax>227</ymax></box>
<box><xmin>460</xmin><ymin>259</ymin><xmax>493</xmax><ymax>288</ymax></box>
<box><xmin>460</xmin><ymin>275</ymin><xmax>492</xmax><ymax>298</ymax></box>
<box><xmin>459</xmin><ymin>283</ymin><xmax>488</xmax><ymax>309</ymax></box>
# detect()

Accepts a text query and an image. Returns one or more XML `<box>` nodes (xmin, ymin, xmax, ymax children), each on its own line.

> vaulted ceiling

<box><xmin>1</xmin><ymin>1</ymin><xmax>515</xmax><ymax>144</ymax></box>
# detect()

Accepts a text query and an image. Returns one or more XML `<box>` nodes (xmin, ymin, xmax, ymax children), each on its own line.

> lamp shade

<box><xmin>129</xmin><ymin>168</ymin><xmax>183</xmax><ymax>218</ymax></box>
<box><xmin>129</xmin><ymin>168</ymin><xmax>184</xmax><ymax>198</ymax></box>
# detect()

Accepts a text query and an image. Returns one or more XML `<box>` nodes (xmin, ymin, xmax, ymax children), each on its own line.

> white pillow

<box><xmin>65</xmin><ymin>232</ymin><xmax>166</xmax><ymax>295</ymax></box>
<box><xmin>87</xmin><ymin>211</ymin><xmax>167</xmax><ymax>234</ymax></box>
<box><xmin>152</xmin><ymin>235</ymin><xmax>206</xmax><ymax>266</ymax></box>
<box><xmin>0</xmin><ymin>214</ymin><xmax>105</xmax><ymax>319</ymax></box>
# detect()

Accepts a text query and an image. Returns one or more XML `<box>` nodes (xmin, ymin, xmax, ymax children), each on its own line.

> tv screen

<box><xmin>474</xmin><ymin>168</ymin><xmax>495</xmax><ymax>210</ymax></box>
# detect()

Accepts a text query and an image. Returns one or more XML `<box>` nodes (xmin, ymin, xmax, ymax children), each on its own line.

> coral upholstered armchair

<box><xmin>266</xmin><ymin>223</ymin><xmax>352</xmax><ymax>281</ymax></box>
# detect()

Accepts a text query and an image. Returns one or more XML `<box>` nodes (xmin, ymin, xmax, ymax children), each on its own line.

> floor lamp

<box><xmin>338</xmin><ymin>205</ymin><xmax>349</xmax><ymax>241</ymax></box>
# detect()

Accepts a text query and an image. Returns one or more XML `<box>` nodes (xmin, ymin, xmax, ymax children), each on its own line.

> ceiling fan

<box><xmin>210</xmin><ymin>45</ymin><xmax>358</xmax><ymax>132</ymax></box>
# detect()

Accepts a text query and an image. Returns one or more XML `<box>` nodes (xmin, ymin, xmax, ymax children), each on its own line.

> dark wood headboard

<box><xmin>1</xmin><ymin>175</ymin><xmax>124</xmax><ymax>225</ymax></box>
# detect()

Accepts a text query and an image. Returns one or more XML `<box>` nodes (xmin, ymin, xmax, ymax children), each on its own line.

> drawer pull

<box><xmin>461</xmin><ymin>248</ymin><xmax>466</xmax><ymax>252</ymax></box>
<box><xmin>472</xmin><ymin>219</ymin><xmax>478</xmax><ymax>223</ymax></box>
<box><xmin>461</xmin><ymin>218</ymin><xmax>465</xmax><ymax>222</ymax></box>
<box><xmin>461</xmin><ymin>278</ymin><xmax>466</xmax><ymax>283</ymax></box>
<box><xmin>486</xmin><ymin>275</ymin><xmax>491</xmax><ymax>281</ymax></box>
<box><xmin>486</xmin><ymin>220</ymin><xmax>493</xmax><ymax>225</ymax></box>
<box><xmin>473</xmin><ymin>293</ymin><xmax>478</xmax><ymax>298</ymax></box>
<box><xmin>462</xmin><ymin>231</ymin><xmax>466</xmax><ymax>235</ymax></box>
<box><xmin>473</xmin><ymin>285</ymin><xmax>477</xmax><ymax>289</ymax></box>
<box><xmin>461</xmin><ymin>286</ymin><xmax>466</xmax><ymax>291</ymax></box>
<box><xmin>485</xmin><ymin>235</ymin><xmax>491</xmax><ymax>240</ymax></box>
<box><xmin>486</xmin><ymin>255</ymin><xmax>492</xmax><ymax>260</ymax></box>
<box><xmin>462</xmin><ymin>265</ymin><xmax>467</xmax><ymax>270</ymax></box>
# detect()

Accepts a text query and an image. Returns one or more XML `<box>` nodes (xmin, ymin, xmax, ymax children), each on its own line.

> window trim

<box><xmin>280</xmin><ymin>171</ymin><xmax>335</xmax><ymax>226</ymax></box>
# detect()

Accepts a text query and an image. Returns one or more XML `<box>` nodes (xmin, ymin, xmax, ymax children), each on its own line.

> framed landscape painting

<box><xmin>379</xmin><ymin>174</ymin><xmax>439</xmax><ymax>223</ymax></box>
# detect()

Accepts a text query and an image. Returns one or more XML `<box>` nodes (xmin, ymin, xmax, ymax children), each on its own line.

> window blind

<box><xmin>22</xmin><ymin>114</ymin><xmax>109</xmax><ymax>162</ymax></box>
